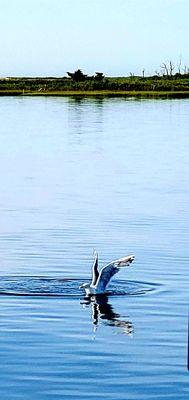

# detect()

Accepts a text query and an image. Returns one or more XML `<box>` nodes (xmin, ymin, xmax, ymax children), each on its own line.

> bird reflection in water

<box><xmin>81</xmin><ymin>295</ymin><xmax>133</xmax><ymax>335</ymax></box>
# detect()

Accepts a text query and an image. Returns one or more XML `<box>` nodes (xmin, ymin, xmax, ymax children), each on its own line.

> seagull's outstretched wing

<box><xmin>91</xmin><ymin>250</ymin><xmax>99</xmax><ymax>286</ymax></box>
<box><xmin>95</xmin><ymin>255</ymin><xmax>135</xmax><ymax>292</ymax></box>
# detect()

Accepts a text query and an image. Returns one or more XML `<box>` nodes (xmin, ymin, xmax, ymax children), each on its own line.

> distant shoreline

<box><xmin>0</xmin><ymin>74</ymin><xmax>189</xmax><ymax>98</ymax></box>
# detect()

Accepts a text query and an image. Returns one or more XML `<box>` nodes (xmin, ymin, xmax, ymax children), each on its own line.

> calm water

<box><xmin>0</xmin><ymin>96</ymin><xmax>188</xmax><ymax>399</ymax></box>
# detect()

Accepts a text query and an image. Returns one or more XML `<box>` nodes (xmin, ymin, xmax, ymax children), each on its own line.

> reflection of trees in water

<box><xmin>67</xmin><ymin>96</ymin><xmax>104</xmax><ymax>137</ymax></box>
<box><xmin>68</xmin><ymin>96</ymin><xmax>104</xmax><ymax>108</ymax></box>
<box><xmin>82</xmin><ymin>295</ymin><xmax>133</xmax><ymax>335</ymax></box>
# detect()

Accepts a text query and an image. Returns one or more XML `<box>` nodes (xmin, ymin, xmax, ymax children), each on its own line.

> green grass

<box><xmin>1</xmin><ymin>89</ymin><xmax>189</xmax><ymax>98</ymax></box>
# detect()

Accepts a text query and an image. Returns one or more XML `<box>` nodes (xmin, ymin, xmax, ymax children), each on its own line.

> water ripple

<box><xmin>0</xmin><ymin>276</ymin><xmax>161</xmax><ymax>297</ymax></box>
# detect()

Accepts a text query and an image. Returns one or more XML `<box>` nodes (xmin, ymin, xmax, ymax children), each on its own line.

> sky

<box><xmin>0</xmin><ymin>0</ymin><xmax>188</xmax><ymax>77</ymax></box>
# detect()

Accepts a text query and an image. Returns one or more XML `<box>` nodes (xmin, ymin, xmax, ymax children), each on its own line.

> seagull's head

<box><xmin>79</xmin><ymin>282</ymin><xmax>90</xmax><ymax>290</ymax></box>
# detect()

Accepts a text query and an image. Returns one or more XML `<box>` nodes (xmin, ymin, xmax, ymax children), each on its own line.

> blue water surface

<box><xmin>0</xmin><ymin>96</ymin><xmax>188</xmax><ymax>399</ymax></box>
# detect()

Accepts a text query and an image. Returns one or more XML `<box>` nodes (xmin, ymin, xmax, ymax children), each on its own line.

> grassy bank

<box><xmin>0</xmin><ymin>90</ymin><xmax>189</xmax><ymax>98</ymax></box>
<box><xmin>0</xmin><ymin>75</ymin><xmax>189</xmax><ymax>98</ymax></box>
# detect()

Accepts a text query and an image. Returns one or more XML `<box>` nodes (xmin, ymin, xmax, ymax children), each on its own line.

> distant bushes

<box><xmin>67</xmin><ymin>69</ymin><xmax>105</xmax><ymax>82</ymax></box>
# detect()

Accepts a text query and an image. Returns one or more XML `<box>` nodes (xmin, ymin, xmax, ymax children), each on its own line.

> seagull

<box><xmin>80</xmin><ymin>251</ymin><xmax>135</xmax><ymax>296</ymax></box>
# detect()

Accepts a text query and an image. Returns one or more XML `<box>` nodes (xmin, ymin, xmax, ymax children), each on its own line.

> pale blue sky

<box><xmin>0</xmin><ymin>0</ymin><xmax>188</xmax><ymax>76</ymax></box>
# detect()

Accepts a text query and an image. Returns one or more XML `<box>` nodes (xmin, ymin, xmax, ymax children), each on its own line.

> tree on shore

<box><xmin>94</xmin><ymin>72</ymin><xmax>104</xmax><ymax>81</ymax></box>
<box><xmin>160</xmin><ymin>61</ymin><xmax>174</xmax><ymax>77</ymax></box>
<box><xmin>67</xmin><ymin>69</ymin><xmax>88</xmax><ymax>81</ymax></box>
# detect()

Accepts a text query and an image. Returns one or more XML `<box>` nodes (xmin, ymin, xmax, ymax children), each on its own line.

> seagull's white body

<box><xmin>80</xmin><ymin>251</ymin><xmax>135</xmax><ymax>296</ymax></box>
